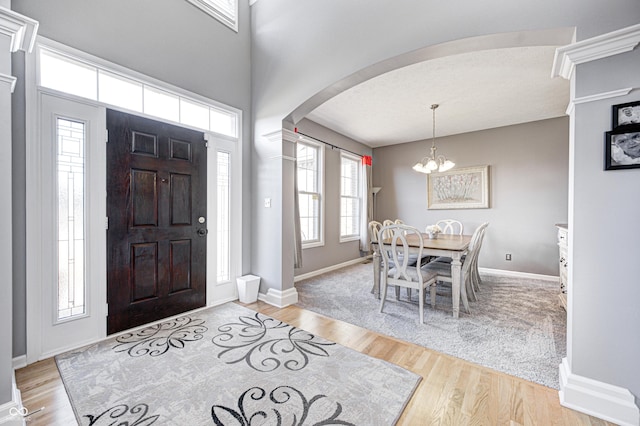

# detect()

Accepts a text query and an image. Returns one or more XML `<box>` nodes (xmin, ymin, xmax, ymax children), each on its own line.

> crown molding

<box><xmin>552</xmin><ymin>23</ymin><xmax>640</xmax><ymax>79</ymax></box>
<box><xmin>0</xmin><ymin>73</ymin><xmax>16</xmax><ymax>93</ymax></box>
<box><xmin>565</xmin><ymin>87</ymin><xmax>634</xmax><ymax>115</ymax></box>
<box><xmin>0</xmin><ymin>7</ymin><xmax>38</xmax><ymax>53</ymax></box>
<box><xmin>263</xmin><ymin>128</ymin><xmax>299</xmax><ymax>144</ymax></box>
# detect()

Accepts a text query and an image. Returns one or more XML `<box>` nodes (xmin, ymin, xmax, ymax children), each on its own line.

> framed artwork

<box><xmin>612</xmin><ymin>101</ymin><xmax>640</xmax><ymax>128</ymax></box>
<box><xmin>605</xmin><ymin>126</ymin><xmax>640</xmax><ymax>170</ymax></box>
<box><xmin>427</xmin><ymin>165</ymin><xmax>490</xmax><ymax>209</ymax></box>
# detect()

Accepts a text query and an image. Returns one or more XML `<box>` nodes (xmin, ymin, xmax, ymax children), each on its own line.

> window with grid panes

<box><xmin>297</xmin><ymin>141</ymin><xmax>323</xmax><ymax>247</ymax></box>
<box><xmin>340</xmin><ymin>153</ymin><xmax>361</xmax><ymax>241</ymax></box>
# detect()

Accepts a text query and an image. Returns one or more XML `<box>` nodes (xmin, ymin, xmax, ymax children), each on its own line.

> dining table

<box><xmin>371</xmin><ymin>233</ymin><xmax>472</xmax><ymax>318</ymax></box>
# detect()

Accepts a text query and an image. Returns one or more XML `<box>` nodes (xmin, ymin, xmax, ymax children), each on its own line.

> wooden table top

<box><xmin>380</xmin><ymin>233</ymin><xmax>471</xmax><ymax>251</ymax></box>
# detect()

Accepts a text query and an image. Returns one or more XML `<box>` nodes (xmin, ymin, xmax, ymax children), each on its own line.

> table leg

<box><xmin>451</xmin><ymin>256</ymin><xmax>462</xmax><ymax>318</ymax></box>
<box><xmin>372</xmin><ymin>249</ymin><xmax>381</xmax><ymax>298</ymax></box>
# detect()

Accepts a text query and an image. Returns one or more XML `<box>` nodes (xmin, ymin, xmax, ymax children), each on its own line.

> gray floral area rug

<box><xmin>56</xmin><ymin>303</ymin><xmax>420</xmax><ymax>425</ymax></box>
<box><xmin>296</xmin><ymin>262</ymin><xmax>566</xmax><ymax>389</ymax></box>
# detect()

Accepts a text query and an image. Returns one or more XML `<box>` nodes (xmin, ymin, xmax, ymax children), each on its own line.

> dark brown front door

<box><xmin>106</xmin><ymin>109</ymin><xmax>207</xmax><ymax>334</ymax></box>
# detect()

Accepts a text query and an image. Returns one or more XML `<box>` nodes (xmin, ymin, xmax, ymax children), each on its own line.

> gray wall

<box><xmin>10</xmin><ymin>0</ymin><xmax>252</xmax><ymax>357</ymax></box>
<box><xmin>293</xmin><ymin>119</ymin><xmax>372</xmax><ymax>276</ymax></box>
<box><xmin>373</xmin><ymin>117</ymin><xmax>569</xmax><ymax>276</ymax></box>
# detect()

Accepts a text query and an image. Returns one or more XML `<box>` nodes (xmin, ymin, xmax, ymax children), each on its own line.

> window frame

<box><xmin>339</xmin><ymin>152</ymin><xmax>362</xmax><ymax>243</ymax></box>
<box><xmin>296</xmin><ymin>139</ymin><xmax>324</xmax><ymax>249</ymax></box>
<box><xmin>186</xmin><ymin>0</ymin><xmax>239</xmax><ymax>32</ymax></box>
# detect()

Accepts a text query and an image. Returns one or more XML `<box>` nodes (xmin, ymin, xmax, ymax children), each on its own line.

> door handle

<box><xmin>197</xmin><ymin>228</ymin><xmax>208</xmax><ymax>237</ymax></box>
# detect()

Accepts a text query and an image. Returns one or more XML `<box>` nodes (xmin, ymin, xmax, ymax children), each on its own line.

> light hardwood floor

<box><xmin>15</xmin><ymin>301</ymin><xmax>613</xmax><ymax>426</ymax></box>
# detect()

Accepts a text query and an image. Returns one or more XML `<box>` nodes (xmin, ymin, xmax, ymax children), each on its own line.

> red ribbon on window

<box><xmin>362</xmin><ymin>155</ymin><xmax>372</xmax><ymax>166</ymax></box>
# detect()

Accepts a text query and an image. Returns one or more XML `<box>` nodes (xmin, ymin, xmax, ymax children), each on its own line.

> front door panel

<box><xmin>106</xmin><ymin>109</ymin><xmax>207</xmax><ymax>334</ymax></box>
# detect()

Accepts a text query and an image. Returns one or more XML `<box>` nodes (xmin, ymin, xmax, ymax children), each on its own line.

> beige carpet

<box><xmin>296</xmin><ymin>262</ymin><xmax>566</xmax><ymax>389</ymax></box>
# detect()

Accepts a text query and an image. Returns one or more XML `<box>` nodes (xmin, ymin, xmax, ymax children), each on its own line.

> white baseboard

<box><xmin>210</xmin><ymin>296</ymin><xmax>238</xmax><ymax>307</ymax></box>
<box><xmin>258</xmin><ymin>287</ymin><xmax>299</xmax><ymax>308</ymax></box>
<box><xmin>0</xmin><ymin>373</ymin><xmax>25</xmax><ymax>426</ymax></box>
<box><xmin>294</xmin><ymin>256</ymin><xmax>370</xmax><ymax>283</ymax></box>
<box><xmin>12</xmin><ymin>355</ymin><xmax>26</xmax><ymax>370</ymax></box>
<box><xmin>559</xmin><ymin>358</ymin><xmax>639</xmax><ymax>426</ymax></box>
<box><xmin>478</xmin><ymin>267</ymin><xmax>559</xmax><ymax>282</ymax></box>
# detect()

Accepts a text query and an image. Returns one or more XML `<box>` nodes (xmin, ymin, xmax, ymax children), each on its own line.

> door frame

<box><xmin>24</xmin><ymin>43</ymin><xmax>243</xmax><ymax>364</ymax></box>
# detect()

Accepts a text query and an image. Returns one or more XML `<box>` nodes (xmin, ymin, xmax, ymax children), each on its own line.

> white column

<box><xmin>0</xmin><ymin>6</ymin><xmax>37</xmax><ymax>424</ymax></box>
<box><xmin>552</xmin><ymin>23</ymin><xmax>640</xmax><ymax>426</ymax></box>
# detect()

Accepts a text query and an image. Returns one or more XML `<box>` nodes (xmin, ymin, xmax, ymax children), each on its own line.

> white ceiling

<box><xmin>305</xmin><ymin>46</ymin><xmax>569</xmax><ymax>148</ymax></box>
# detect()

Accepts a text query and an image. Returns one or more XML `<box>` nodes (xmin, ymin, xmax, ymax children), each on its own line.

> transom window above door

<box><xmin>37</xmin><ymin>44</ymin><xmax>239</xmax><ymax>138</ymax></box>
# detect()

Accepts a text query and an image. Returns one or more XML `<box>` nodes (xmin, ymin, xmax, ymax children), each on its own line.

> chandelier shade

<box><xmin>413</xmin><ymin>104</ymin><xmax>455</xmax><ymax>174</ymax></box>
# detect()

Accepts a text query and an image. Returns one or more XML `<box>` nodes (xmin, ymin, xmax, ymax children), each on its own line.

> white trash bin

<box><xmin>236</xmin><ymin>275</ymin><xmax>261</xmax><ymax>303</ymax></box>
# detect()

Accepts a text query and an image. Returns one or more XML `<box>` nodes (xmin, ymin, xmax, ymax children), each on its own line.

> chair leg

<box><xmin>379</xmin><ymin>279</ymin><xmax>388</xmax><ymax>314</ymax></box>
<box><xmin>460</xmin><ymin>274</ymin><xmax>471</xmax><ymax>314</ymax></box>
<box><xmin>430</xmin><ymin>283</ymin><xmax>436</xmax><ymax>308</ymax></box>
<box><xmin>466</xmin><ymin>272</ymin><xmax>477</xmax><ymax>302</ymax></box>
<box><xmin>471</xmin><ymin>260</ymin><xmax>481</xmax><ymax>292</ymax></box>
<box><xmin>418</xmin><ymin>286</ymin><xmax>424</xmax><ymax>324</ymax></box>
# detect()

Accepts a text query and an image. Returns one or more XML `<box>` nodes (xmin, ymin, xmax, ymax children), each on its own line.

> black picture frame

<box><xmin>612</xmin><ymin>101</ymin><xmax>640</xmax><ymax>128</ymax></box>
<box><xmin>605</xmin><ymin>125</ymin><xmax>640</xmax><ymax>170</ymax></box>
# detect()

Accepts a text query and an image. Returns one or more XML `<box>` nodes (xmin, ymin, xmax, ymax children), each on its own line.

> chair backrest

<box><xmin>464</xmin><ymin>222</ymin><xmax>489</xmax><ymax>274</ymax></box>
<box><xmin>378</xmin><ymin>224</ymin><xmax>424</xmax><ymax>285</ymax></box>
<box><xmin>368</xmin><ymin>220</ymin><xmax>382</xmax><ymax>243</ymax></box>
<box><xmin>382</xmin><ymin>219</ymin><xmax>395</xmax><ymax>240</ymax></box>
<box><xmin>435</xmin><ymin>219</ymin><xmax>464</xmax><ymax>235</ymax></box>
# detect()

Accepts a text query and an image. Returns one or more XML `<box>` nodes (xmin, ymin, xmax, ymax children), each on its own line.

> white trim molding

<box><xmin>294</xmin><ymin>256</ymin><xmax>369</xmax><ymax>283</ymax></box>
<box><xmin>478</xmin><ymin>267</ymin><xmax>559</xmax><ymax>283</ymax></box>
<box><xmin>0</xmin><ymin>373</ymin><xmax>25</xmax><ymax>426</ymax></box>
<box><xmin>552</xmin><ymin>23</ymin><xmax>640</xmax><ymax>79</ymax></box>
<box><xmin>264</xmin><ymin>128</ymin><xmax>298</xmax><ymax>145</ymax></box>
<box><xmin>11</xmin><ymin>355</ymin><xmax>26</xmax><ymax>371</ymax></box>
<box><xmin>559</xmin><ymin>358</ymin><xmax>640</xmax><ymax>426</ymax></box>
<box><xmin>0</xmin><ymin>6</ymin><xmax>38</xmax><ymax>53</ymax></box>
<box><xmin>566</xmin><ymin>87</ymin><xmax>634</xmax><ymax>115</ymax></box>
<box><xmin>258</xmin><ymin>287</ymin><xmax>299</xmax><ymax>308</ymax></box>
<box><xmin>0</xmin><ymin>73</ymin><xmax>16</xmax><ymax>93</ymax></box>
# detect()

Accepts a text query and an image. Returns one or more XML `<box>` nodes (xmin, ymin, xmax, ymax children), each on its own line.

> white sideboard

<box><xmin>556</xmin><ymin>223</ymin><xmax>568</xmax><ymax>310</ymax></box>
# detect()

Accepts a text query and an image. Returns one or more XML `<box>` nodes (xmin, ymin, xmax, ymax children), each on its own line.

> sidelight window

<box><xmin>217</xmin><ymin>151</ymin><xmax>231</xmax><ymax>283</ymax></box>
<box><xmin>56</xmin><ymin>117</ymin><xmax>87</xmax><ymax>320</ymax></box>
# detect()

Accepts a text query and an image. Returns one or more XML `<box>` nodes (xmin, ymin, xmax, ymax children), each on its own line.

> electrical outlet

<box><xmin>505</xmin><ymin>254</ymin><xmax>512</xmax><ymax>261</ymax></box>
<box><xmin>264</xmin><ymin>198</ymin><xmax>271</xmax><ymax>208</ymax></box>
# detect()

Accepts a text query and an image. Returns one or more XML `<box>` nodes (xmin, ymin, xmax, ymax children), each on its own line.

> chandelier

<box><xmin>412</xmin><ymin>104</ymin><xmax>455</xmax><ymax>174</ymax></box>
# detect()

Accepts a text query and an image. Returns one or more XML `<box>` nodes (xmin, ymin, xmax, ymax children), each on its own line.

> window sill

<box><xmin>339</xmin><ymin>236</ymin><xmax>359</xmax><ymax>244</ymax></box>
<box><xmin>302</xmin><ymin>241</ymin><xmax>325</xmax><ymax>250</ymax></box>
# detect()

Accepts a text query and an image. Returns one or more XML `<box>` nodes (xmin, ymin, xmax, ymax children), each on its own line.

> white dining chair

<box><xmin>435</xmin><ymin>219</ymin><xmax>464</xmax><ymax>235</ymax></box>
<box><xmin>468</xmin><ymin>223</ymin><xmax>489</xmax><ymax>295</ymax></box>
<box><xmin>382</xmin><ymin>219</ymin><xmax>395</xmax><ymax>240</ymax></box>
<box><xmin>422</xmin><ymin>222</ymin><xmax>488</xmax><ymax>314</ymax></box>
<box><xmin>368</xmin><ymin>220</ymin><xmax>382</xmax><ymax>244</ymax></box>
<box><xmin>378</xmin><ymin>224</ymin><xmax>437</xmax><ymax>324</ymax></box>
